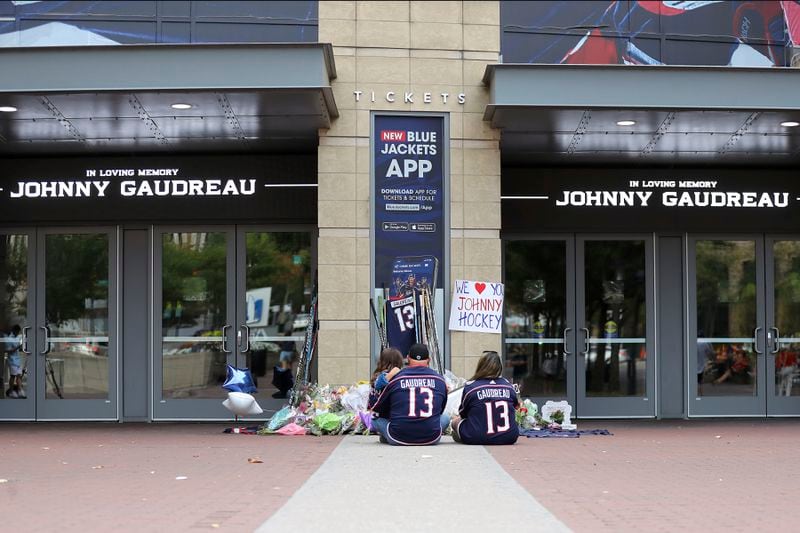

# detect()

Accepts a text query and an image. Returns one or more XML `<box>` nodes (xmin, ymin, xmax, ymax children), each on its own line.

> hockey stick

<box><xmin>423</xmin><ymin>287</ymin><xmax>445</xmax><ymax>374</ymax></box>
<box><xmin>46</xmin><ymin>358</ymin><xmax>63</xmax><ymax>399</ymax></box>
<box><xmin>302</xmin><ymin>295</ymin><xmax>319</xmax><ymax>385</ymax></box>
<box><xmin>369</xmin><ymin>298</ymin><xmax>387</xmax><ymax>350</ymax></box>
<box><xmin>291</xmin><ymin>271</ymin><xmax>318</xmax><ymax>407</ymax></box>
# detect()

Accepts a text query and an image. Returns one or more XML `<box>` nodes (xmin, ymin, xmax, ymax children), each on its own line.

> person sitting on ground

<box><xmin>368</xmin><ymin>343</ymin><xmax>449</xmax><ymax>446</ymax></box>
<box><xmin>369</xmin><ymin>347</ymin><xmax>404</xmax><ymax>405</ymax></box>
<box><xmin>451</xmin><ymin>350</ymin><xmax>520</xmax><ymax>445</ymax></box>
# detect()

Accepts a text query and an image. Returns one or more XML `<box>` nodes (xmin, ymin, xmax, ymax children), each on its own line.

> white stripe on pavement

<box><xmin>257</xmin><ymin>436</ymin><xmax>570</xmax><ymax>533</ymax></box>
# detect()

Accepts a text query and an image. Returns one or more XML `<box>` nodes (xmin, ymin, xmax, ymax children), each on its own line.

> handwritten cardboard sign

<box><xmin>448</xmin><ymin>279</ymin><xmax>504</xmax><ymax>334</ymax></box>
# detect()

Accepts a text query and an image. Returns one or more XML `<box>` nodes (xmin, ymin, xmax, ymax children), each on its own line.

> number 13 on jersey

<box><xmin>407</xmin><ymin>387</ymin><xmax>433</xmax><ymax>418</ymax></box>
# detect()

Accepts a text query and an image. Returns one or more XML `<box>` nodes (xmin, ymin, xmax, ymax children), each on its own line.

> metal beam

<box><xmin>484</xmin><ymin>64</ymin><xmax>800</xmax><ymax>123</ymax></box>
<box><xmin>0</xmin><ymin>43</ymin><xmax>338</xmax><ymax>118</ymax></box>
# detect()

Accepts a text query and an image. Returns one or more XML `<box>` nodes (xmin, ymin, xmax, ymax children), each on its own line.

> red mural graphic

<box><xmin>503</xmin><ymin>1</ymin><xmax>799</xmax><ymax>66</ymax></box>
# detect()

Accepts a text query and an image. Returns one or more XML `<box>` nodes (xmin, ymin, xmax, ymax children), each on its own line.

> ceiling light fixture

<box><xmin>170</xmin><ymin>103</ymin><xmax>192</xmax><ymax>110</ymax></box>
<box><xmin>780</xmin><ymin>121</ymin><xmax>800</xmax><ymax>127</ymax></box>
<box><xmin>0</xmin><ymin>106</ymin><xmax>18</xmax><ymax>112</ymax></box>
<box><xmin>616</xmin><ymin>120</ymin><xmax>636</xmax><ymax>126</ymax></box>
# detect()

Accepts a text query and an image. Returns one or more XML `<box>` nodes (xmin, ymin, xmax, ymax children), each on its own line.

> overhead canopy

<box><xmin>0</xmin><ymin>43</ymin><xmax>337</xmax><ymax>154</ymax></box>
<box><xmin>484</xmin><ymin>64</ymin><xmax>800</xmax><ymax>165</ymax></box>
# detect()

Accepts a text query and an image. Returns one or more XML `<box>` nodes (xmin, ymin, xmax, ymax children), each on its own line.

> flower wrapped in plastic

<box><xmin>515</xmin><ymin>399</ymin><xmax>538</xmax><ymax>430</ymax></box>
<box><xmin>310</xmin><ymin>412</ymin><xmax>342</xmax><ymax>435</ymax></box>
<box><xmin>263</xmin><ymin>405</ymin><xmax>296</xmax><ymax>432</ymax></box>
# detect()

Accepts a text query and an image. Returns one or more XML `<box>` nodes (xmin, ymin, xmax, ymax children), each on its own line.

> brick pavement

<box><xmin>490</xmin><ymin>419</ymin><xmax>800</xmax><ymax>533</ymax></box>
<box><xmin>0</xmin><ymin>424</ymin><xmax>340</xmax><ymax>532</ymax></box>
<box><xmin>4</xmin><ymin>420</ymin><xmax>800</xmax><ymax>532</ymax></box>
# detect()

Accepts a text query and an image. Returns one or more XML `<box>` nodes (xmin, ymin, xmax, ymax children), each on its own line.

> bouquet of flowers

<box><xmin>514</xmin><ymin>399</ymin><xmax>538</xmax><ymax>429</ymax></box>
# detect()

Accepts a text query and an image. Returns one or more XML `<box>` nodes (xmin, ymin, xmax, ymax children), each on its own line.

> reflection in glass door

<box><xmin>689</xmin><ymin>237</ymin><xmax>765</xmax><ymax>416</ymax></box>
<box><xmin>237</xmin><ymin>230</ymin><xmax>312</xmax><ymax>408</ymax></box>
<box><xmin>503</xmin><ymin>239</ymin><xmax>574</xmax><ymax>405</ymax></box>
<box><xmin>765</xmin><ymin>238</ymin><xmax>800</xmax><ymax>415</ymax></box>
<box><xmin>154</xmin><ymin>229</ymin><xmax>235</xmax><ymax>419</ymax></box>
<box><xmin>154</xmin><ymin>227</ymin><xmax>314</xmax><ymax>419</ymax></box>
<box><xmin>577</xmin><ymin>237</ymin><xmax>654</xmax><ymax>417</ymax></box>
<box><xmin>503</xmin><ymin>235</ymin><xmax>654</xmax><ymax>417</ymax></box>
<box><xmin>36</xmin><ymin>230</ymin><xmax>117</xmax><ymax>420</ymax></box>
<box><xmin>0</xmin><ymin>233</ymin><xmax>34</xmax><ymax>420</ymax></box>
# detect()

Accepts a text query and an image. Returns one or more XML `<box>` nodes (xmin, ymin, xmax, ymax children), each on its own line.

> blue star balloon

<box><xmin>222</xmin><ymin>365</ymin><xmax>257</xmax><ymax>393</ymax></box>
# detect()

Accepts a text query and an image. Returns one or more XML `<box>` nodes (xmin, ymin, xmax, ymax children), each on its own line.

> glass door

<box><xmin>765</xmin><ymin>237</ymin><xmax>800</xmax><ymax>416</ymax></box>
<box><xmin>689</xmin><ymin>237</ymin><xmax>766</xmax><ymax>417</ymax></box>
<box><xmin>235</xmin><ymin>229</ymin><xmax>313</xmax><ymax>413</ymax></box>
<box><xmin>154</xmin><ymin>227</ymin><xmax>314</xmax><ymax>419</ymax></box>
<box><xmin>153</xmin><ymin>228</ymin><xmax>236</xmax><ymax>419</ymax></box>
<box><xmin>576</xmin><ymin>236</ymin><xmax>655</xmax><ymax>417</ymax></box>
<box><xmin>503</xmin><ymin>235</ymin><xmax>655</xmax><ymax>417</ymax></box>
<box><xmin>36</xmin><ymin>229</ymin><xmax>117</xmax><ymax>420</ymax></box>
<box><xmin>0</xmin><ymin>232</ymin><xmax>35</xmax><ymax>420</ymax></box>
<box><xmin>503</xmin><ymin>237</ymin><xmax>575</xmax><ymax>407</ymax></box>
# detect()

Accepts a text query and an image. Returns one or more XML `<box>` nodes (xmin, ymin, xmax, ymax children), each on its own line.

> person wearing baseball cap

<box><xmin>368</xmin><ymin>343</ymin><xmax>449</xmax><ymax>445</ymax></box>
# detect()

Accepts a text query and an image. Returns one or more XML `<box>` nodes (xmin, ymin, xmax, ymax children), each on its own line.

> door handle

<box><xmin>221</xmin><ymin>324</ymin><xmax>232</xmax><ymax>354</ymax></box>
<box><xmin>581</xmin><ymin>327</ymin><xmax>590</xmax><ymax>356</ymax></box>
<box><xmin>562</xmin><ymin>327</ymin><xmax>572</xmax><ymax>355</ymax></box>
<box><xmin>20</xmin><ymin>326</ymin><xmax>31</xmax><ymax>354</ymax></box>
<box><xmin>40</xmin><ymin>325</ymin><xmax>50</xmax><ymax>355</ymax></box>
<box><xmin>770</xmin><ymin>327</ymin><xmax>780</xmax><ymax>354</ymax></box>
<box><xmin>240</xmin><ymin>324</ymin><xmax>250</xmax><ymax>352</ymax></box>
<box><xmin>754</xmin><ymin>326</ymin><xmax>763</xmax><ymax>354</ymax></box>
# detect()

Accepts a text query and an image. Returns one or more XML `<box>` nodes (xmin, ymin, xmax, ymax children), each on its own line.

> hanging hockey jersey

<box><xmin>385</xmin><ymin>294</ymin><xmax>418</xmax><ymax>357</ymax></box>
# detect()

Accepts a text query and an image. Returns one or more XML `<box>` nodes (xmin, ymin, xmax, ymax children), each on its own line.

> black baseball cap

<box><xmin>408</xmin><ymin>343</ymin><xmax>429</xmax><ymax>361</ymax></box>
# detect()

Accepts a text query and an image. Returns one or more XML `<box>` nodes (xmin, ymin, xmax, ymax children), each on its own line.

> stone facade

<box><xmin>316</xmin><ymin>1</ymin><xmax>502</xmax><ymax>385</ymax></box>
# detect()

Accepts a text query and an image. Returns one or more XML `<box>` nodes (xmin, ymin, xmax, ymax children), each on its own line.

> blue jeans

<box><xmin>372</xmin><ymin>414</ymin><xmax>451</xmax><ymax>446</ymax></box>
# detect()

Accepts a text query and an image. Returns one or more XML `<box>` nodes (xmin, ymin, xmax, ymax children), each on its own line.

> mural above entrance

<box><xmin>502</xmin><ymin>0</ymin><xmax>799</xmax><ymax>67</ymax></box>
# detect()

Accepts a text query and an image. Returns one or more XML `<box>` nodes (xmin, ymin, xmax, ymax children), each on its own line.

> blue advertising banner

<box><xmin>373</xmin><ymin>114</ymin><xmax>445</xmax><ymax>300</ymax></box>
<box><xmin>372</xmin><ymin>113</ymin><xmax>447</xmax><ymax>361</ymax></box>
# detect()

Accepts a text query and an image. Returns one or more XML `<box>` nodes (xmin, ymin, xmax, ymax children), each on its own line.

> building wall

<box><xmin>316</xmin><ymin>1</ymin><xmax>502</xmax><ymax>385</ymax></box>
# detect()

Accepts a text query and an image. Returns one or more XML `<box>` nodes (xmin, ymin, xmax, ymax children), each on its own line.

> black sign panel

<box><xmin>0</xmin><ymin>155</ymin><xmax>316</xmax><ymax>224</ymax></box>
<box><xmin>502</xmin><ymin>167</ymin><xmax>800</xmax><ymax>233</ymax></box>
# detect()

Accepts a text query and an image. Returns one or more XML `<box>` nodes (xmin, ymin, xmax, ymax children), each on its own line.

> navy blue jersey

<box><xmin>369</xmin><ymin>366</ymin><xmax>447</xmax><ymax>445</ymax></box>
<box><xmin>457</xmin><ymin>378</ymin><xmax>520</xmax><ymax>445</ymax></box>
<box><xmin>385</xmin><ymin>294</ymin><xmax>418</xmax><ymax>358</ymax></box>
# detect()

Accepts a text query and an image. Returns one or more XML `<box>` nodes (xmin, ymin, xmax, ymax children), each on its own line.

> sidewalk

<box><xmin>257</xmin><ymin>435</ymin><xmax>568</xmax><ymax>533</ymax></box>
<box><xmin>2</xmin><ymin>420</ymin><xmax>800</xmax><ymax>532</ymax></box>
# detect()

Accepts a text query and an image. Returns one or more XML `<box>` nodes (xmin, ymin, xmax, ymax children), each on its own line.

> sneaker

<box><xmin>17</xmin><ymin>388</ymin><xmax>26</xmax><ymax>399</ymax></box>
<box><xmin>7</xmin><ymin>389</ymin><xmax>18</xmax><ymax>399</ymax></box>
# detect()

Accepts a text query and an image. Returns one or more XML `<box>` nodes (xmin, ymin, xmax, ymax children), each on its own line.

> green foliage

<box><xmin>44</xmin><ymin>234</ymin><xmax>109</xmax><ymax>329</ymax></box>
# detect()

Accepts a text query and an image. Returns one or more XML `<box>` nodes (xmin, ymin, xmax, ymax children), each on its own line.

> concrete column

<box><xmin>317</xmin><ymin>0</ymin><xmax>501</xmax><ymax>385</ymax></box>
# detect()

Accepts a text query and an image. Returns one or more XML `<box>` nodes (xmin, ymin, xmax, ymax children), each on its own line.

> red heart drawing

<box><xmin>474</xmin><ymin>282</ymin><xmax>486</xmax><ymax>294</ymax></box>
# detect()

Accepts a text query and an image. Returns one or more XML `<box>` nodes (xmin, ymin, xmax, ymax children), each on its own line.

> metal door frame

<box><xmin>686</xmin><ymin>234</ymin><xmax>766</xmax><ymax>417</ymax></box>
<box><xmin>501</xmin><ymin>234</ymin><xmax>577</xmax><ymax>409</ymax></box>
<box><xmin>36</xmin><ymin>226</ymin><xmax>119</xmax><ymax>421</ymax></box>
<box><xmin>575</xmin><ymin>234</ymin><xmax>656</xmax><ymax>418</ymax></box>
<box><xmin>764</xmin><ymin>235</ymin><xmax>800</xmax><ymax>417</ymax></box>
<box><xmin>0</xmin><ymin>229</ymin><xmax>37</xmax><ymax>420</ymax></box>
<box><xmin>151</xmin><ymin>225</ymin><xmax>236</xmax><ymax>420</ymax></box>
